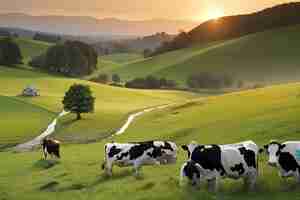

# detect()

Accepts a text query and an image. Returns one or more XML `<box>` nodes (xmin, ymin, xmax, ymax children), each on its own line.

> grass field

<box><xmin>0</xmin><ymin>65</ymin><xmax>196</xmax><ymax>144</ymax></box>
<box><xmin>1</xmin><ymin>83</ymin><xmax>300</xmax><ymax>200</ymax></box>
<box><xmin>102</xmin><ymin>53</ymin><xmax>143</xmax><ymax>64</ymax></box>
<box><xmin>0</xmin><ymin>95</ymin><xmax>55</xmax><ymax>146</ymax></box>
<box><xmin>104</xmin><ymin>25</ymin><xmax>300</xmax><ymax>87</ymax></box>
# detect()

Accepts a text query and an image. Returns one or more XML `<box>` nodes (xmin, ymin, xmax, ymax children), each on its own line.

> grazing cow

<box><xmin>263</xmin><ymin>141</ymin><xmax>300</xmax><ymax>182</ymax></box>
<box><xmin>41</xmin><ymin>138</ymin><xmax>61</xmax><ymax>159</ymax></box>
<box><xmin>180</xmin><ymin>141</ymin><xmax>259</xmax><ymax>191</ymax></box>
<box><xmin>102</xmin><ymin>141</ymin><xmax>177</xmax><ymax>176</ymax></box>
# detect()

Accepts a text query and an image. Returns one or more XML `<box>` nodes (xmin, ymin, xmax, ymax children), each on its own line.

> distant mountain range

<box><xmin>0</xmin><ymin>13</ymin><xmax>198</xmax><ymax>36</ymax></box>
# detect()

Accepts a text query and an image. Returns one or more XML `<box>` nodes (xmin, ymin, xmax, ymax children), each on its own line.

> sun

<box><xmin>207</xmin><ymin>8</ymin><xmax>224</xmax><ymax>20</ymax></box>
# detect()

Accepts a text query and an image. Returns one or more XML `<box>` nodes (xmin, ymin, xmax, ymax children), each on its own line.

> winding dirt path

<box><xmin>114</xmin><ymin>104</ymin><xmax>172</xmax><ymax>136</ymax></box>
<box><xmin>14</xmin><ymin>103</ymin><xmax>173</xmax><ymax>152</ymax></box>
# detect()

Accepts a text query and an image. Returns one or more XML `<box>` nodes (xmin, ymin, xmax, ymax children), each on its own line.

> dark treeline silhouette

<box><xmin>30</xmin><ymin>41</ymin><xmax>98</xmax><ymax>77</ymax></box>
<box><xmin>187</xmin><ymin>73</ymin><xmax>234</xmax><ymax>89</ymax></box>
<box><xmin>33</xmin><ymin>33</ymin><xmax>61</xmax><ymax>43</ymax></box>
<box><xmin>0</xmin><ymin>29</ymin><xmax>11</xmax><ymax>37</ymax></box>
<box><xmin>0</xmin><ymin>37</ymin><xmax>22</xmax><ymax>66</ymax></box>
<box><xmin>152</xmin><ymin>2</ymin><xmax>300</xmax><ymax>56</ymax></box>
<box><xmin>125</xmin><ymin>76</ymin><xmax>177</xmax><ymax>89</ymax></box>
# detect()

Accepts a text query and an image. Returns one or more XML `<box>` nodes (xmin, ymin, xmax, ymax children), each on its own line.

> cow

<box><xmin>180</xmin><ymin>141</ymin><xmax>259</xmax><ymax>191</ymax></box>
<box><xmin>263</xmin><ymin>141</ymin><xmax>300</xmax><ymax>182</ymax></box>
<box><xmin>102</xmin><ymin>141</ymin><xmax>177</xmax><ymax>176</ymax></box>
<box><xmin>41</xmin><ymin>138</ymin><xmax>61</xmax><ymax>159</ymax></box>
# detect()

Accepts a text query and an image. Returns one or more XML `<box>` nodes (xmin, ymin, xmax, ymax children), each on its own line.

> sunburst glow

<box><xmin>207</xmin><ymin>8</ymin><xmax>224</xmax><ymax>20</ymax></box>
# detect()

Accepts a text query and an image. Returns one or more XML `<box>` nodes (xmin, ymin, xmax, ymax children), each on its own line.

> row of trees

<box><xmin>125</xmin><ymin>76</ymin><xmax>177</xmax><ymax>89</ymax></box>
<box><xmin>186</xmin><ymin>72</ymin><xmax>234</xmax><ymax>89</ymax></box>
<box><xmin>0</xmin><ymin>37</ymin><xmax>22</xmax><ymax>66</ymax></box>
<box><xmin>30</xmin><ymin>41</ymin><xmax>98</xmax><ymax>77</ymax></box>
<box><xmin>90</xmin><ymin>73</ymin><xmax>121</xmax><ymax>85</ymax></box>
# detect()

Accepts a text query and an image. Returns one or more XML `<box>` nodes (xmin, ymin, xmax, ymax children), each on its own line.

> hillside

<box><xmin>1</xmin><ymin>82</ymin><xmax>300</xmax><ymax>199</ymax></box>
<box><xmin>156</xmin><ymin>2</ymin><xmax>300</xmax><ymax>54</ymax></box>
<box><xmin>0</xmin><ymin>65</ymin><xmax>196</xmax><ymax>145</ymax></box>
<box><xmin>104</xmin><ymin>25</ymin><xmax>300</xmax><ymax>86</ymax></box>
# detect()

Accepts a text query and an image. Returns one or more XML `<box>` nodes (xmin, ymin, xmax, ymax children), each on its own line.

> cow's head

<box><xmin>181</xmin><ymin>141</ymin><xmax>198</xmax><ymax>159</ymax></box>
<box><xmin>180</xmin><ymin>161</ymin><xmax>201</xmax><ymax>186</ymax></box>
<box><xmin>157</xmin><ymin>142</ymin><xmax>177</xmax><ymax>164</ymax></box>
<box><xmin>263</xmin><ymin>141</ymin><xmax>285</xmax><ymax>167</ymax></box>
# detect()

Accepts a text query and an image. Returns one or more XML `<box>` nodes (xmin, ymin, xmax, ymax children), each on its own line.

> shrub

<box><xmin>187</xmin><ymin>72</ymin><xmax>234</xmax><ymax>89</ymax></box>
<box><xmin>125</xmin><ymin>76</ymin><xmax>177</xmax><ymax>89</ymax></box>
<box><xmin>112</xmin><ymin>74</ymin><xmax>121</xmax><ymax>83</ymax></box>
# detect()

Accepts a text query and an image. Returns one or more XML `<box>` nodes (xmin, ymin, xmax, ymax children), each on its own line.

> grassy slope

<box><xmin>106</xmin><ymin>25</ymin><xmax>300</xmax><ymax>86</ymax></box>
<box><xmin>0</xmin><ymin>66</ymin><xmax>196</xmax><ymax>143</ymax></box>
<box><xmin>102</xmin><ymin>53</ymin><xmax>143</xmax><ymax>64</ymax></box>
<box><xmin>0</xmin><ymin>95</ymin><xmax>55</xmax><ymax>145</ymax></box>
<box><xmin>85</xmin><ymin>53</ymin><xmax>143</xmax><ymax>80</ymax></box>
<box><xmin>15</xmin><ymin>38</ymin><xmax>51</xmax><ymax>62</ymax></box>
<box><xmin>1</xmin><ymin>83</ymin><xmax>300</xmax><ymax>200</ymax></box>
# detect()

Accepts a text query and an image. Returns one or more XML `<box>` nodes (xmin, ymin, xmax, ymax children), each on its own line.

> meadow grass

<box><xmin>0</xmin><ymin>65</ymin><xmax>196</xmax><ymax>143</ymax></box>
<box><xmin>1</xmin><ymin>83</ymin><xmax>300</xmax><ymax>199</ymax></box>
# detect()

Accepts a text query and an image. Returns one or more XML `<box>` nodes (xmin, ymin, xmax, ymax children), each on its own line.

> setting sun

<box><xmin>207</xmin><ymin>8</ymin><xmax>225</xmax><ymax>20</ymax></box>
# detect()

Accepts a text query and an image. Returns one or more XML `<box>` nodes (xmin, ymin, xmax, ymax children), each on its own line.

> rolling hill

<box><xmin>103</xmin><ymin>25</ymin><xmax>300</xmax><ymax>86</ymax></box>
<box><xmin>1</xmin><ymin>82</ymin><xmax>300</xmax><ymax>200</ymax></box>
<box><xmin>0</xmin><ymin>65</ymin><xmax>196</xmax><ymax>145</ymax></box>
<box><xmin>155</xmin><ymin>2</ymin><xmax>300</xmax><ymax>55</ymax></box>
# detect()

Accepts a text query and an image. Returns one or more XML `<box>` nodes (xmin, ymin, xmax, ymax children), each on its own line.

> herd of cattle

<box><xmin>42</xmin><ymin>138</ymin><xmax>300</xmax><ymax>191</ymax></box>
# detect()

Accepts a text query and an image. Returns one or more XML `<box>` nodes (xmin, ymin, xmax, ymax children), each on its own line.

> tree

<box><xmin>62</xmin><ymin>84</ymin><xmax>95</xmax><ymax>120</ymax></box>
<box><xmin>0</xmin><ymin>37</ymin><xmax>22</xmax><ymax>65</ymax></box>
<box><xmin>30</xmin><ymin>41</ymin><xmax>98</xmax><ymax>77</ymax></box>
<box><xmin>112</xmin><ymin>74</ymin><xmax>121</xmax><ymax>83</ymax></box>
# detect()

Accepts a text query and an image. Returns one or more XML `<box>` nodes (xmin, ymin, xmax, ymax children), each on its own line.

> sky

<box><xmin>0</xmin><ymin>0</ymin><xmax>298</xmax><ymax>21</ymax></box>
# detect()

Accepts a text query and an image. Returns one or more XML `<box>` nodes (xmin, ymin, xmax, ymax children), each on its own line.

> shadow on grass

<box><xmin>91</xmin><ymin>170</ymin><xmax>133</xmax><ymax>186</ymax></box>
<box><xmin>39</xmin><ymin>181</ymin><xmax>59</xmax><ymax>192</ymax></box>
<box><xmin>33</xmin><ymin>159</ymin><xmax>60</xmax><ymax>170</ymax></box>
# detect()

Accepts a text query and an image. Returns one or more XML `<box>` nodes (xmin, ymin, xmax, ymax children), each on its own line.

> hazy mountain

<box><xmin>0</xmin><ymin>14</ymin><xmax>198</xmax><ymax>36</ymax></box>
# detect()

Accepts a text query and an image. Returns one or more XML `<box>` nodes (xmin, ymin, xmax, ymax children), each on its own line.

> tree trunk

<box><xmin>76</xmin><ymin>112</ymin><xmax>81</xmax><ymax>120</ymax></box>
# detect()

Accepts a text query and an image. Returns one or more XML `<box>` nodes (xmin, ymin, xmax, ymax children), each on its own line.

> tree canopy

<box><xmin>30</xmin><ymin>41</ymin><xmax>98</xmax><ymax>77</ymax></box>
<box><xmin>62</xmin><ymin>84</ymin><xmax>95</xmax><ymax>120</ymax></box>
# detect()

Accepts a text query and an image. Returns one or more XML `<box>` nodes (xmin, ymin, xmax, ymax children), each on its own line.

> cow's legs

<box><xmin>207</xmin><ymin>177</ymin><xmax>217</xmax><ymax>192</ymax></box>
<box><xmin>244</xmin><ymin>170</ymin><xmax>257</xmax><ymax>191</ymax></box>
<box><xmin>133</xmin><ymin>161</ymin><xmax>142</xmax><ymax>177</ymax></box>
<box><xmin>295</xmin><ymin>170</ymin><xmax>300</xmax><ymax>184</ymax></box>
<box><xmin>43</xmin><ymin>148</ymin><xmax>47</xmax><ymax>160</ymax></box>
<box><xmin>104</xmin><ymin>161</ymin><xmax>113</xmax><ymax>177</ymax></box>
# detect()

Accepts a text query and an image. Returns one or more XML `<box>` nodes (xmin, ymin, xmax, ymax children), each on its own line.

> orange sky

<box><xmin>1</xmin><ymin>0</ymin><xmax>298</xmax><ymax>21</ymax></box>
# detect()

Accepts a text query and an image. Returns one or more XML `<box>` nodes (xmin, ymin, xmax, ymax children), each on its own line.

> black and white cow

<box><xmin>102</xmin><ymin>141</ymin><xmax>177</xmax><ymax>176</ymax></box>
<box><xmin>41</xmin><ymin>138</ymin><xmax>61</xmax><ymax>159</ymax></box>
<box><xmin>263</xmin><ymin>141</ymin><xmax>300</xmax><ymax>182</ymax></box>
<box><xmin>180</xmin><ymin>141</ymin><xmax>259</xmax><ymax>191</ymax></box>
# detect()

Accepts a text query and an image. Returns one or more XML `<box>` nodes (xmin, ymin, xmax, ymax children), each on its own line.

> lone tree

<box><xmin>63</xmin><ymin>84</ymin><xmax>95</xmax><ymax>120</ymax></box>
